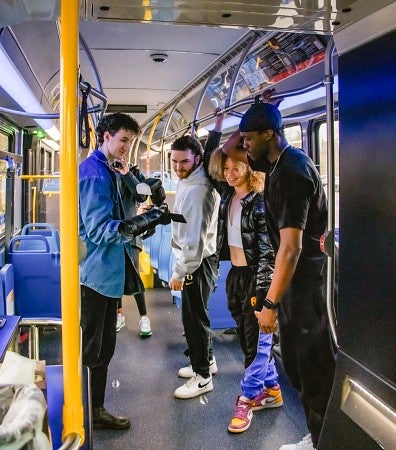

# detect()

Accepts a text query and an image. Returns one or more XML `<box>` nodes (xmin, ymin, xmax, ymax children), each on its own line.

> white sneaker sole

<box><xmin>174</xmin><ymin>381</ymin><xmax>213</xmax><ymax>399</ymax></box>
<box><xmin>140</xmin><ymin>331</ymin><xmax>152</xmax><ymax>338</ymax></box>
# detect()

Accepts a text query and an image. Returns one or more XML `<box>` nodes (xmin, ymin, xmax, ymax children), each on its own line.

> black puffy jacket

<box><xmin>203</xmin><ymin>130</ymin><xmax>275</xmax><ymax>300</ymax></box>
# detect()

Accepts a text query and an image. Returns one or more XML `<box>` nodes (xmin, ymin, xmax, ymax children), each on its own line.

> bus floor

<box><xmin>93</xmin><ymin>287</ymin><xmax>308</xmax><ymax>450</ymax></box>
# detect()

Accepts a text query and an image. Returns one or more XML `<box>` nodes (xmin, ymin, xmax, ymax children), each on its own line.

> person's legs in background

<box><xmin>116</xmin><ymin>298</ymin><xmax>125</xmax><ymax>332</ymax></box>
<box><xmin>134</xmin><ymin>291</ymin><xmax>152</xmax><ymax>337</ymax></box>
<box><xmin>132</xmin><ymin>246</ymin><xmax>152</xmax><ymax>337</ymax></box>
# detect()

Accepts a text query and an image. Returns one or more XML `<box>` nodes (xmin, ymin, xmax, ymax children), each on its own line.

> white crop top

<box><xmin>227</xmin><ymin>201</ymin><xmax>243</xmax><ymax>248</ymax></box>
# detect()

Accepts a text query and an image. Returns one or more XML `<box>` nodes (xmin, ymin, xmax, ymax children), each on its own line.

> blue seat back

<box><xmin>21</xmin><ymin>222</ymin><xmax>60</xmax><ymax>253</ymax></box>
<box><xmin>158</xmin><ymin>230</ymin><xmax>172</xmax><ymax>283</ymax></box>
<box><xmin>208</xmin><ymin>261</ymin><xmax>236</xmax><ymax>329</ymax></box>
<box><xmin>143</xmin><ymin>232</ymin><xmax>153</xmax><ymax>254</ymax></box>
<box><xmin>9</xmin><ymin>235</ymin><xmax>61</xmax><ymax>318</ymax></box>
<box><xmin>149</xmin><ymin>224</ymin><xmax>165</xmax><ymax>270</ymax></box>
<box><xmin>0</xmin><ymin>264</ymin><xmax>15</xmax><ymax>315</ymax></box>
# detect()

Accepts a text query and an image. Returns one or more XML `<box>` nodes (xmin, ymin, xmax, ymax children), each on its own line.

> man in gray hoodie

<box><xmin>169</xmin><ymin>135</ymin><xmax>220</xmax><ymax>399</ymax></box>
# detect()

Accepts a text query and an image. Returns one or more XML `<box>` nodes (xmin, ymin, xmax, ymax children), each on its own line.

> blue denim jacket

<box><xmin>79</xmin><ymin>150</ymin><xmax>143</xmax><ymax>298</ymax></box>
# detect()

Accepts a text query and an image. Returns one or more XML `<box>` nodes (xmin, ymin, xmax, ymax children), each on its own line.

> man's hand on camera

<box><xmin>112</xmin><ymin>159</ymin><xmax>129</xmax><ymax>175</ymax></box>
<box><xmin>158</xmin><ymin>204</ymin><xmax>172</xmax><ymax>225</ymax></box>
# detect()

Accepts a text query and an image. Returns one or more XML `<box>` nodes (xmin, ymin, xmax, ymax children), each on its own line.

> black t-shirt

<box><xmin>249</xmin><ymin>146</ymin><xmax>327</xmax><ymax>258</ymax></box>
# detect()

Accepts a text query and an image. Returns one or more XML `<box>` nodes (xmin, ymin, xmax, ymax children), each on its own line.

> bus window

<box><xmin>284</xmin><ymin>124</ymin><xmax>302</xmax><ymax>148</ymax></box>
<box><xmin>317</xmin><ymin>121</ymin><xmax>339</xmax><ymax>229</ymax></box>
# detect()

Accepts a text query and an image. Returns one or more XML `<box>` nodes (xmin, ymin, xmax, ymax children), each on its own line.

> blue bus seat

<box><xmin>208</xmin><ymin>261</ymin><xmax>236</xmax><ymax>329</ymax></box>
<box><xmin>171</xmin><ymin>290</ymin><xmax>182</xmax><ymax>308</ymax></box>
<box><xmin>158</xmin><ymin>230</ymin><xmax>172</xmax><ymax>283</ymax></box>
<box><xmin>21</xmin><ymin>223</ymin><xmax>60</xmax><ymax>253</ymax></box>
<box><xmin>46</xmin><ymin>365</ymin><xmax>92</xmax><ymax>449</ymax></box>
<box><xmin>169</xmin><ymin>251</ymin><xmax>175</xmax><ymax>280</ymax></box>
<box><xmin>0</xmin><ymin>264</ymin><xmax>15</xmax><ymax>315</ymax></box>
<box><xmin>0</xmin><ymin>280</ymin><xmax>4</xmax><ymax>315</ymax></box>
<box><xmin>149</xmin><ymin>224</ymin><xmax>164</xmax><ymax>271</ymax></box>
<box><xmin>9</xmin><ymin>236</ymin><xmax>61</xmax><ymax>318</ymax></box>
<box><xmin>143</xmin><ymin>232</ymin><xmax>153</xmax><ymax>254</ymax></box>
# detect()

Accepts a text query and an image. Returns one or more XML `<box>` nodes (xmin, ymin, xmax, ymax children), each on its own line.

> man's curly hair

<box><xmin>96</xmin><ymin>112</ymin><xmax>140</xmax><ymax>146</ymax></box>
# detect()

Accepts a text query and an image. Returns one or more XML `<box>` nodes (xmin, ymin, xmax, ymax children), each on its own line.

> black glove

<box><xmin>118</xmin><ymin>205</ymin><xmax>170</xmax><ymax>238</ymax></box>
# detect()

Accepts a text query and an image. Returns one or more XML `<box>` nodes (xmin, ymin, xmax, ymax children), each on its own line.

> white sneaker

<box><xmin>178</xmin><ymin>356</ymin><xmax>218</xmax><ymax>378</ymax></box>
<box><xmin>279</xmin><ymin>434</ymin><xmax>315</xmax><ymax>450</ymax></box>
<box><xmin>139</xmin><ymin>316</ymin><xmax>152</xmax><ymax>338</ymax></box>
<box><xmin>174</xmin><ymin>373</ymin><xmax>213</xmax><ymax>399</ymax></box>
<box><xmin>116</xmin><ymin>314</ymin><xmax>125</xmax><ymax>332</ymax></box>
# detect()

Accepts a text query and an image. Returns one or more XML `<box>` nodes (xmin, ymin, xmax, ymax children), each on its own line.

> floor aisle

<box><xmin>93</xmin><ymin>288</ymin><xmax>307</xmax><ymax>450</ymax></box>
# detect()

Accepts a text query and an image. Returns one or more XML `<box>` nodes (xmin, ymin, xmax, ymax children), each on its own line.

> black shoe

<box><xmin>92</xmin><ymin>406</ymin><xmax>131</xmax><ymax>430</ymax></box>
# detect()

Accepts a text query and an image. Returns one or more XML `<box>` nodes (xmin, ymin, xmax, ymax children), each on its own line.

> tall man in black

<box><xmin>223</xmin><ymin>100</ymin><xmax>335</xmax><ymax>450</ymax></box>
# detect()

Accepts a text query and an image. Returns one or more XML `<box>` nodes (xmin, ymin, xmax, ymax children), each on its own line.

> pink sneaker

<box><xmin>227</xmin><ymin>396</ymin><xmax>253</xmax><ymax>433</ymax></box>
<box><xmin>250</xmin><ymin>385</ymin><xmax>283</xmax><ymax>411</ymax></box>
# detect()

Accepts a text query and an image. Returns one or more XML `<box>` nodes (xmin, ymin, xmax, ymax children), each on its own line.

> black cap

<box><xmin>239</xmin><ymin>102</ymin><xmax>283</xmax><ymax>134</ymax></box>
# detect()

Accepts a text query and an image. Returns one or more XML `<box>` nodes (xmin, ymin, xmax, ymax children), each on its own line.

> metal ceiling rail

<box><xmin>148</xmin><ymin>80</ymin><xmax>326</xmax><ymax>148</ymax></box>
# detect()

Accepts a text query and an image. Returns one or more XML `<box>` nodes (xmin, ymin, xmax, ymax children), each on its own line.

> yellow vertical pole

<box><xmin>60</xmin><ymin>0</ymin><xmax>85</xmax><ymax>443</ymax></box>
<box><xmin>145</xmin><ymin>112</ymin><xmax>163</xmax><ymax>176</ymax></box>
<box><xmin>31</xmin><ymin>186</ymin><xmax>36</xmax><ymax>223</ymax></box>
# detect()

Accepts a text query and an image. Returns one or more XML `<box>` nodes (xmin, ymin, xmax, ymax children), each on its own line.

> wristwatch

<box><xmin>254</xmin><ymin>297</ymin><xmax>279</xmax><ymax>312</ymax></box>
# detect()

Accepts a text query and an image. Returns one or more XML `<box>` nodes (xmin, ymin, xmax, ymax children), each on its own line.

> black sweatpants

<box><xmin>181</xmin><ymin>254</ymin><xmax>218</xmax><ymax>378</ymax></box>
<box><xmin>278</xmin><ymin>257</ymin><xmax>336</xmax><ymax>447</ymax></box>
<box><xmin>81</xmin><ymin>285</ymin><xmax>118</xmax><ymax>407</ymax></box>
<box><xmin>226</xmin><ymin>265</ymin><xmax>258</xmax><ymax>368</ymax></box>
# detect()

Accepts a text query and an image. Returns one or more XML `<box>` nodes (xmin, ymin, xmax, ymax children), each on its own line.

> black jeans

<box><xmin>181</xmin><ymin>254</ymin><xmax>218</xmax><ymax>378</ymax></box>
<box><xmin>81</xmin><ymin>285</ymin><xmax>118</xmax><ymax>407</ymax></box>
<box><xmin>226</xmin><ymin>265</ymin><xmax>259</xmax><ymax>368</ymax></box>
<box><xmin>278</xmin><ymin>257</ymin><xmax>336</xmax><ymax>447</ymax></box>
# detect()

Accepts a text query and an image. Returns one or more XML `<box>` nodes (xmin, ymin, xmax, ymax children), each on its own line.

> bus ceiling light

<box><xmin>0</xmin><ymin>44</ymin><xmax>60</xmax><ymax>141</ymax></box>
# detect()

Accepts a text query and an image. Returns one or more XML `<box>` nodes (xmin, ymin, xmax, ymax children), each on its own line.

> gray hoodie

<box><xmin>171</xmin><ymin>164</ymin><xmax>220</xmax><ymax>280</ymax></box>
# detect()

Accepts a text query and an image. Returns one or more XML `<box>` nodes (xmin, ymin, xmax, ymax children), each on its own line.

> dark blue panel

<box><xmin>338</xmin><ymin>31</ymin><xmax>396</xmax><ymax>384</ymax></box>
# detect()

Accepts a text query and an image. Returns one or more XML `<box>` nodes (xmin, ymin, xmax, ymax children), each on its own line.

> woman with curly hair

<box><xmin>203</xmin><ymin>115</ymin><xmax>283</xmax><ymax>434</ymax></box>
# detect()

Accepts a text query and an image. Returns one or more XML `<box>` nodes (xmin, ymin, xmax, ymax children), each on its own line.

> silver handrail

<box><xmin>324</xmin><ymin>37</ymin><xmax>338</xmax><ymax>347</ymax></box>
<box><xmin>57</xmin><ymin>432</ymin><xmax>82</xmax><ymax>450</ymax></box>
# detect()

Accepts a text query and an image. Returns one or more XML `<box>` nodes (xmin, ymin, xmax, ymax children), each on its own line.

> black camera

<box><xmin>136</xmin><ymin>178</ymin><xmax>186</xmax><ymax>239</ymax></box>
<box><xmin>112</xmin><ymin>160</ymin><xmax>123</xmax><ymax>169</ymax></box>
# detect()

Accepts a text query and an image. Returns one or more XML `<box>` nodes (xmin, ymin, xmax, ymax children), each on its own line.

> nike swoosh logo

<box><xmin>198</xmin><ymin>380</ymin><xmax>211</xmax><ymax>388</ymax></box>
<box><xmin>185</xmin><ymin>281</ymin><xmax>193</xmax><ymax>286</ymax></box>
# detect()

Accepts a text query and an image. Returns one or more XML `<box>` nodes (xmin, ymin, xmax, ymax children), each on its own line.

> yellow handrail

<box><xmin>31</xmin><ymin>186</ymin><xmax>37</xmax><ymax>223</ymax></box>
<box><xmin>145</xmin><ymin>112</ymin><xmax>163</xmax><ymax>175</ymax></box>
<box><xmin>20</xmin><ymin>175</ymin><xmax>60</xmax><ymax>179</ymax></box>
<box><xmin>59</xmin><ymin>0</ymin><xmax>84</xmax><ymax>445</ymax></box>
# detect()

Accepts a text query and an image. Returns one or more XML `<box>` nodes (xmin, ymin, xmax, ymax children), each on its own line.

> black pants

<box><xmin>181</xmin><ymin>254</ymin><xmax>218</xmax><ymax>378</ymax></box>
<box><xmin>278</xmin><ymin>257</ymin><xmax>336</xmax><ymax>447</ymax></box>
<box><xmin>226</xmin><ymin>265</ymin><xmax>259</xmax><ymax>368</ymax></box>
<box><xmin>81</xmin><ymin>285</ymin><xmax>118</xmax><ymax>407</ymax></box>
